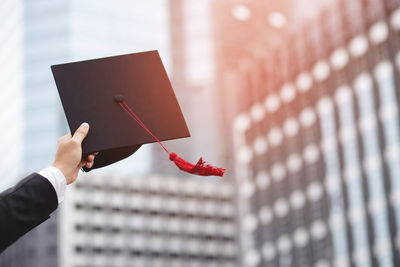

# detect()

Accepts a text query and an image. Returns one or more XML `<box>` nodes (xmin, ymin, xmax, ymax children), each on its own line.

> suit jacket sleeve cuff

<box><xmin>38</xmin><ymin>166</ymin><xmax>67</xmax><ymax>204</ymax></box>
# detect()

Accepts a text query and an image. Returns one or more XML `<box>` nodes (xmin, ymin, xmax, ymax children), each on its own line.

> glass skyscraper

<box><xmin>0</xmin><ymin>1</ymin><xmax>171</xmax><ymax>266</ymax></box>
<box><xmin>0</xmin><ymin>0</ymin><xmax>26</xmax><ymax>266</ymax></box>
<box><xmin>0</xmin><ymin>0</ymin><xmax>24</xmax><ymax>190</ymax></box>
<box><xmin>151</xmin><ymin>0</ymin><xmax>224</xmax><ymax>177</ymax></box>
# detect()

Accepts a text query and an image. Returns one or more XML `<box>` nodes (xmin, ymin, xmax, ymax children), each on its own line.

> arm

<box><xmin>0</xmin><ymin>173</ymin><xmax>57</xmax><ymax>252</ymax></box>
<box><xmin>0</xmin><ymin>122</ymin><xmax>96</xmax><ymax>253</ymax></box>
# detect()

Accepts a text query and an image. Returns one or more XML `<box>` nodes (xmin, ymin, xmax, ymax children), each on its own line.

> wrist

<box><xmin>39</xmin><ymin>166</ymin><xmax>67</xmax><ymax>204</ymax></box>
<box><xmin>51</xmin><ymin>163</ymin><xmax>70</xmax><ymax>184</ymax></box>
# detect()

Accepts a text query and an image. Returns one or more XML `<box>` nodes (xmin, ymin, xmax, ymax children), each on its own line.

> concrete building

<box><xmin>60</xmin><ymin>173</ymin><xmax>239</xmax><ymax>267</ymax></box>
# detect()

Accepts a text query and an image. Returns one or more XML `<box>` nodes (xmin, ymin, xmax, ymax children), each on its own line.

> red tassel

<box><xmin>169</xmin><ymin>152</ymin><xmax>225</xmax><ymax>177</ymax></box>
<box><xmin>117</xmin><ymin>100</ymin><xmax>226</xmax><ymax>177</ymax></box>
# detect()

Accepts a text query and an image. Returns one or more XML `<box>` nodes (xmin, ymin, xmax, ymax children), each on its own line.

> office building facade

<box><xmin>60</xmin><ymin>173</ymin><xmax>238</xmax><ymax>267</ymax></box>
<box><xmin>215</xmin><ymin>0</ymin><xmax>400</xmax><ymax>266</ymax></box>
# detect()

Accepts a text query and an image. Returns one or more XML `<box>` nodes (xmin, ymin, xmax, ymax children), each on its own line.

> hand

<box><xmin>52</xmin><ymin>122</ymin><xmax>98</xmax><ymax>184</ymax></box>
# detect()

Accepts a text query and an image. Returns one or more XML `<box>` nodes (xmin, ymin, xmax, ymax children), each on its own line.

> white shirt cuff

<box><xmin>39</xmin><ymin>166</ymin><xmax>67</xmax><ymax>204</ymax></box>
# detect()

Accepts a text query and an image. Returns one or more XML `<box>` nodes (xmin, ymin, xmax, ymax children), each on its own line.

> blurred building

<box><xmin>0</xmin><ymin>0</ymin><xmax>24</xmax><ymax>190</ymax></box>
<box><xmin>62</xmin><ymin>0</ymin><xmax>172</xmax><ymax>176</ymax></box>
<box><xmin>60</xmin><ymin>173</ymin><xmax>238</xmax><ymax>267</ymax></box>
<box><xmin>214</xmin><ymin>0</ymin><xmax>400</xmax><ymax>266</ymax></box>
<box><xmin>12</xmin><ymin>1</ymin><xmax>72</xmax><ymax>266</ymax></box>
<box><xmin>150</xmin><ymin>0</ymin><xmax>224</xmax><ymax>177</ymax></box>
<box><xmin>0</xmin><ymin>1</ymin><xmax>172</xmax><ymax>266</ymax></box>
<box><xmin>0</xmin><ymin>1</ymin><xmax>25</xmax><ymax>265</ymax></box>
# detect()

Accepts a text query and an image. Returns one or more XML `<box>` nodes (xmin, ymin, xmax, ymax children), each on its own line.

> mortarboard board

<box><xmin>51</xmin><ymin>50</ymin><xmax>225</xmax><ymax>176</ymax></box>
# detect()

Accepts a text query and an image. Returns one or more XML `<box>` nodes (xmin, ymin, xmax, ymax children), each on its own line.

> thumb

<box><xmin>72</xmin><ymin>122</ymin><xmax>90</xmax><ymax>144</ymax></box>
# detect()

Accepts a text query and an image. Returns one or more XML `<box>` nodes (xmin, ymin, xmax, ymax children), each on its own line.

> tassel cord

<box><xmin>117</xmin><ymin>100</ymin><xmax>225</xmax><ymax>177</ymax></box>
<box><xmin>118</xmin><ymin>101</ymin><xmax>170</xmax><ymax>154</ymax></box>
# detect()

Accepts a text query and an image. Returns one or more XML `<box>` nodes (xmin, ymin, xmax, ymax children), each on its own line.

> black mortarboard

<box><xmin>52</xmin><ymin>50</ymin><xmax>225</xmax><ymax>176</ymax></box>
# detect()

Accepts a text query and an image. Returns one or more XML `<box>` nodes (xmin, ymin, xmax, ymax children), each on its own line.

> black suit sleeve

<box><xmin>0</xmin><ymin>173</ymin><xmax>58</xmax><ymax>253</ymax></box>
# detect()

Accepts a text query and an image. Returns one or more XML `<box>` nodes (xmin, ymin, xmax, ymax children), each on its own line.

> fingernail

<box><xmin>81</xmin><ymin>122</ymin><xmax>89</xmax><ymax>129</ymax></box>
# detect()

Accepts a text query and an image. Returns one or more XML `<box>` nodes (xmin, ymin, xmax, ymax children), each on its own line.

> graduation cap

<box><xmin>51</xmin><ymin>50</ymin><xmax>225</xmax><ymax>176</ymax></box>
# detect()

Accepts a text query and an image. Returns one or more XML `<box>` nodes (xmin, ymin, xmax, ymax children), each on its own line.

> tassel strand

<box><xmin>169</xmin><ymin>152</ymin><xmax>225</xmax><ymax>177</ymax></box>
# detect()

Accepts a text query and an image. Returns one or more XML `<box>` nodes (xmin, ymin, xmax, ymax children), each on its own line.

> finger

<box><xmin>86</xmin><ymin>154</ymin><xmax>95</xmax><ymax>162</ymax></box>
<box><xmin>61</xmin><ymin>133</ymin><xmax>71</xmax><ymax>139</ymax></box>
<box><xmin>79</xmin><ymin>161</ymin><xmax>86</xmax><ymax>169</ymax></box>
<box><xmin>85</xmin><ymin>161</ymin><xmax>94</xmax><ymax>168</ymax></box>
<box><xmin>58</xmin><ymin>133</ymin><xmax>72</xmax><ymax>142</ymax></box>
<box><xmin>93</xmin><ymin>152</ymin><xmax>99</xmax><ymax>156</ymax></box>
<box><xmin>72</xmin><ymin>122</ymin><xmax>89</xmax><ymax>144</ymax></box>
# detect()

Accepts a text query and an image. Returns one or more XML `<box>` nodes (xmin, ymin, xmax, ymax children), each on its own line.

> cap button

<box><xmin>114</xmin><ymin>94</ymin><xmax>125</xmax><ymax>103</ymax></box>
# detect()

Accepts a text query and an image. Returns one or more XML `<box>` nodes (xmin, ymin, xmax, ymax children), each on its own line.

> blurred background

<box><xmin>0</xmin><ymin>0</ymin><xmax>399</xmax><ymax>267</ymax></box>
